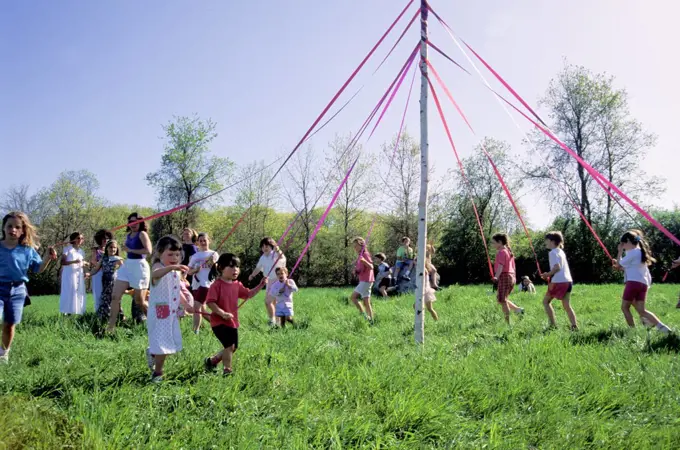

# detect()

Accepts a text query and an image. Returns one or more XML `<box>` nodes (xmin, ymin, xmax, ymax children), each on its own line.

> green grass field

<box><xmin>2</xmin><ymin>284</ymin><xmax>680</xmax><ymax>449</ymax></box>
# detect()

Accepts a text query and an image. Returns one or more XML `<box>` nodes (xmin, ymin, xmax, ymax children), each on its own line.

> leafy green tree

<box><xmin>146</xmin><ymin>115</ymin><xmax>233</xmax><ymax>234</ymax></box>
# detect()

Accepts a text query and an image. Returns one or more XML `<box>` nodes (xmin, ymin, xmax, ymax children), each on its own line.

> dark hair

<box><xmin>153</xmin><ymin>235</ymin><xmax>182</xmax><ymax>264</ymax></box>
<box><xmin>94</xmin><ymin>229</ymin><xmax>114</xmax><ymax>247</ymax></box>
<box><xmin>69</xmin><ymin>232</ymin><xmax>83</xmax><ymax>243</ymax></box>
<box><xmin>275</xmin><ymin>266</ymin><xmax>288</xmax><ymax>275</ymax></box>
<box><xmin>126</xmin><ymin>212</ymin><xmax>147</xmax><ymax>232</ymax></box>
<box><xmin>374</xmin><ymin>252</ymin><xmax>387</xmax><ymax>261</ymax></box>
<box><xmin>259</xmin><ymin>237</ymin><xmax>277</xmax><ymax>250</ymax></box>
<box><xmin>621</xmin><ymin>229</ymin><xmax>656</xmax><ymax>265</ymax></box>
<box><xmin>183</xmin><ymin>228</ymin><xmax>198</xmax><ymax>243</ymax></box>
<box><xmin>104</xmin><ymin>239</ymin><xmax>120</xmax><ymax>257</ymax></box>
<box><xmin>492</xmin><ymin>232</ymin><xmax>513</xmax><ymax>258</ymax></box>
<box><xmin>545</xmin><ymin>231</ymin><xmax>564</xmax><ymax>248</ymax></box>
<box><xmin>209</xmin><ymin>253</ymin><xmax>241</xmax><ymax>281</ymax></box>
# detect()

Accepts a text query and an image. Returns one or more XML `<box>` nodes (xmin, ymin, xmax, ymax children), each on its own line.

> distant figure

<box><xmin>187</xmin><ymin>232</ymin><xmax>219</xmax><ymax>334</ymax></box>
<box><xmin>59</xmin><ymin>232</ymin><xmax>88</xmax><ymax>316</ymax></box>
<box><xmin>350</xmin><ymin>237</ymin><xmax>375</xmax><ymax>324</ymax></box>
<box><xmin>373</xmin><ymin>253</ymin><xmax>392</xmax><ymax>298</ymax></box>
<box><xmin>90</xmin><ymin>229</ymin><xmax>113</xmax><ymax>312</ymax></box>
<box><xmin>393</xmin><ymin>236</ymin><xmax>415</xmax><ymax>282</ymax></box>
<box><xmin>248</xmin><ymin>237</ymin><xmax>286</xmax><ymax>327</ymax></box>
<box><xmin>270</xmin><ymin>267</ymin><xmax>298</xmax><ymax>328</ymax></box>
<box><xmin>519</xmin><ymin>276</ymin><xmax>536</xmax><ymax>294</ymax></box>
<box><xmin>90</xmin><ymin>240</ymin><xmax>123</xmax><ymax>321</ymax></box>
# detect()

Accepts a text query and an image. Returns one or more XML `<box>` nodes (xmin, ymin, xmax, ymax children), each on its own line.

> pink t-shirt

<box><xmin>356</xmin><ymin>250</ymin><xmax>375</xmax><ymax>282</ymax></box>
<box><xmin>494</xmin><ymin>248</ymin><xmax>516</xmax><ymax>276</ymax></box>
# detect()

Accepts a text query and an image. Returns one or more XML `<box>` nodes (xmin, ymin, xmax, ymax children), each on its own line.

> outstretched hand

<box><xmin>47</xmin><ymin>247</ymin><xmax>58</xmax><ymax>261</ymax></box>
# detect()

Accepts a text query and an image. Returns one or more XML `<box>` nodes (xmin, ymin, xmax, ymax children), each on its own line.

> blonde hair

<box><xmin>183</xmin><ymin>228</ymin><xmax>198</xmax><ymax>243</ymax></box>
<box><xmin>2</xmin><ymin>211</ymin><xmax>39</xmax><ymax>249</ymax></box>
<box><xmin>351</xmin><ymin>237</ymin><xmax>366</xmax><ymax>247</ymax></box>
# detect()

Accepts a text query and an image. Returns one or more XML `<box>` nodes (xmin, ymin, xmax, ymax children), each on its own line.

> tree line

<box><xmin>3</xmin><ymin>63</ymin><xmax>678</xmax><ymax>294</ymax></box>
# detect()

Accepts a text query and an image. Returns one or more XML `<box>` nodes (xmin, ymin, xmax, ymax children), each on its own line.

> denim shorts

<box><xmin>0</xmin><ymin>282</ymin><xmax>27</xmax><ymax>325</ymax></box>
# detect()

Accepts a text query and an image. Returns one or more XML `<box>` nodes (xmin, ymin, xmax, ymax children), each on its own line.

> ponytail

<box><xmin>621</xmin><ymin>229</ymin><xmax>656</xmax><ymax>265</ymax></box>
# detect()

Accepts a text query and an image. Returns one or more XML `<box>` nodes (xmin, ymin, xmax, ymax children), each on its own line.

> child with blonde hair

<box><xmin>350</xmin><ymin>237</ymin><xmax>375</xmax><ymax>323</ymax></box>
<box><xmin>270</xmin><ymin>267</ymin><xmax>298</xmax><ymax>328</ymax></box>
<box><xmin>0</xmin><ymin>212</ymin><xmax>57</xmax><ymax>363</ymax></box>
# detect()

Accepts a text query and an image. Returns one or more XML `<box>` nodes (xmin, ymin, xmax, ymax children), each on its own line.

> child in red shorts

<box><xmin>540</xmin><ymin>231</ymin><xmax>578</xmax><ymax>330</ymax></box>
<box><xmin>612</xmin><ymin>230</ymin><xmax>671</xmax><ymax>333</ymax></box>
<box><xmin>203</xmin><ymin>253</ymin><xmax>266</xmax><ymax>376</ymax></box>
<box><xmin>491</xmin><ymin>233</ymin><xmax>524</xmax><ymax>324</ymax></box>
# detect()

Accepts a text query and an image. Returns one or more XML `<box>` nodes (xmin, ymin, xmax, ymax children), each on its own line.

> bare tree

<box><xmin>325</xmin><ymin>134</ymin><xmax>374</xmax><ymax>284</ymax></box>
<box><xmin>1</xmin><ymin>184</ymin><xmax>48</xmax><ymax>222</ymax></box>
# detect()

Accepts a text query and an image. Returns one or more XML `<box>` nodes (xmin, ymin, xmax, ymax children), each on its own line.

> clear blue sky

<box><xmin>1</xmin><ymin>1</ymin><xmax>678</xmax><ymax>228</ymax></box>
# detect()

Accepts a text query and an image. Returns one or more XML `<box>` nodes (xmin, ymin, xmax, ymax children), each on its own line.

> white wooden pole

<box><xmin>415</xmin><ymin>0</ymin><xmax>429</xmax><ymax>345</ymax></box>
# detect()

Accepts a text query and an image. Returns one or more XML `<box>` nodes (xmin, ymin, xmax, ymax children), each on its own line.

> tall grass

<box><xmin>1</xmin><ymin>284</ymin><xmax>680</xmax><ymax>448</ymax></box>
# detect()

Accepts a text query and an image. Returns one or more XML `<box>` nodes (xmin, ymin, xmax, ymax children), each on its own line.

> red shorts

<box><xmin>622</xmin><ymin>281</ymin><xmax>648</xmax><ymax>302</ymax></box>
<box><xmin>193</xmin><ymin>286</ymin><xmax>210</xmax><ymax>304</ymax></box>
<box><xmin>547</xmin><ymin>282</ymin><xmax>572</xmax><ymax>300</ymax></box>
<box><xmin>496</xmin><ymin>273</ymin><xmax>515</xmax><ymax>303</ymax></box>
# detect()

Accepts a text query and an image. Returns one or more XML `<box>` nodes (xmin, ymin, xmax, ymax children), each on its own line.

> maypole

<box><xmin>414</xmin><ymin>0</ymin><xmax>429</xmax><ymax>345</ymax></box>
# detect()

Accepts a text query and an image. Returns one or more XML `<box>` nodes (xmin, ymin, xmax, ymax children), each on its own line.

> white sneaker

<box><xmin>0</xmin><ymin>353</ymin><xmax>8</xmax><ymax>364</ymax></box>
<box><xmin>514</xmin><ymin>308</ymin><xmax>525</xmax><ymax>316</ymax></box>
<box><xmin>657</xmin><ymin>324</ymin><xmax>672</xmax><ymax>334</ymax></box>
<box><xmin>146</xmin><ymin>348</ymin><xmax>155</xmax><ymax>370</ymax></box>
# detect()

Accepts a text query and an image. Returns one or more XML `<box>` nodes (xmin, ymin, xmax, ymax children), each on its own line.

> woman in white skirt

<box><xmin>60</xmin><ymin>232</ymin><xmax>88</xmax><ymax>315</ymax></box>
<box><xmin>106</xmin><ymin>213</ymin><xmax>152</xmax><ymax>333</ymax></box>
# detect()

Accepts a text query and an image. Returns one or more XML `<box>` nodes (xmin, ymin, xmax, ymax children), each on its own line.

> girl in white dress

<box><xmin>60</xmin><ymin>232</ymin><xmax>88</xmax><ymax>315</ymax></box>
<box><xmin>146</xmin><ymin>235</ymin><xmax>195</xmax><ymax>383</ymax></box>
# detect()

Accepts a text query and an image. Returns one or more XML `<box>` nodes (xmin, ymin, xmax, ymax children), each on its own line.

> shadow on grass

<box><xmin>569</xmin><ymin>326</ymin><xmax>629</xmax><ymax>346</ymax></box>
<box><xmin>644</xmin><ymin>333</ymin><xmax>680</xmax><ymax>354</ymax></box>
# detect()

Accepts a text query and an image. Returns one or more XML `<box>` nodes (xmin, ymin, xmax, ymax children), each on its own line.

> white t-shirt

<box><xmin>256</xmin><ymin>252</ymin><xmax>286</xmax><ymax>282</ymax></box>
<box><xmin>549</xmin><ymin>248</ymin><xmax>572</xmax><ymax>283</ymax></box>
<box><xmin>63</xmin><ymin>245</ymin><xmax>84</xmax><ymax>267</ymax></box>
<box><xmin>188</xmin><ymin>250</ymin><xmax>219</xmax><ymax>289</ymax></box>
<box><xmin>619</xmin><ymin>248</ymin><xmax>652</xmax><ymax>286</ymax></box>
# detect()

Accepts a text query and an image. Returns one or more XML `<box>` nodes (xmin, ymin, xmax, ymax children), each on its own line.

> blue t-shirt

<box><xmin>0</xmin><ymin>243</ymin><xmax>42</xmax><ymax>282</ymax></box>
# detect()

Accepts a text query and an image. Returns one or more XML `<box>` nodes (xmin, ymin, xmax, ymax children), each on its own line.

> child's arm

<box><xmin>246</xmin><ymin>278</ymin><xmax>268</xmax><ymax>298</ymax></box>
<box><xmin>90</xmin><ymin>260</ymin><xmax>103</xmax><ymax>276</ymax></box>
<box><xmin>248</xmin><ymin>259</ymin><xmax>264</xmax><ymax>281</ymax></box>
<box><xmin>360</xmin><ymin>257</ymin><xmax>373</xmax><ymax>270</ymax></box>
<box><xmin>206</xmin><ymin>302</ymin><xmax>232</xmax><ymax>320</ymax></box>
<box><xmin>36</xmin><ymin>247</ymin><xmax>57</xmax><ymax>273</ymax></box>
<box><xmin>152</xmin><ymin>264</ymin><xmax>189</xmax><ymax>282</ymax></box>
<box><xmin>286</xmin><ymin>279</ymin><xmax>299</xmax><ymax>292</ymax></box>
<box><xmin>493</xmin><ymin>264</ymin><xmax>503</xmax><ymax>281</ymax></box>
<box><xmin>179</xmin><ymin>283</ymin><xmax>195</xmax><ymax>313</ymax></box>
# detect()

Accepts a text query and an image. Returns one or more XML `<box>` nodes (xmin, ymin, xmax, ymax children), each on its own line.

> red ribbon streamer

<box><xmin>427</xmin><ymin>60</ymin><xmax>543</xmax><ymax>275</ymax></box>
<box><xmin>426</xmin><ymin>76</ymin><xmax>495</xmax><ymax>279</ymax></box>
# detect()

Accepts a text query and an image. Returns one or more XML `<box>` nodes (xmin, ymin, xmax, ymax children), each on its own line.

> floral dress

<box><xmin>147</xmin><ymin>268</ymin><xmax>193</xmax><ymax>355</ymax></box>
<box><xmin>97</xmin><ymin>255</ymin><xmax>122</xmax><ymax>320</ymax></box>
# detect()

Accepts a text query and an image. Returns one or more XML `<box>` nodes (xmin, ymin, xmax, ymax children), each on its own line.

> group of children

<box><xmin>0</xmin><ymin>209</ymin><xmax>677</xmax><ymax>378</ymax></box>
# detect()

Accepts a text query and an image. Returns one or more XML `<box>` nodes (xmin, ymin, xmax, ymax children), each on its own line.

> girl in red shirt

<box><xmin>492</xmin><ymin>233</ymin><xmax>524</xmax><ymax>323</ymax></box>
<box><xmin>350</xmin><ymin>237</ymin><xmax>375</xmax><ymax>324</ymax></box>
<box><xmin>204</xmin><ymin>253</ymin><xmax>266</xmax><ymax>376</ymax></box>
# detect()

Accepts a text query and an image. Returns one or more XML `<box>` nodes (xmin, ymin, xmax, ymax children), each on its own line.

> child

<box><xmin>0</xmin><ymin>212</ymin><xmax>57</xmax><ymax>363</ymax></box>
<box><xmin>90</xmin><ymin>240</ymin><xmax>124</xmax><ymax>321</ymax></box>
<box><xmin>248</xmin><ymin>237</ymin><xmax>286</xmax><ymax>327</ymax></box>
<box><xmin>612</xmin><ymin>230</ymin><xmax>671</xmax><ymax>333</ymax></box>
<box><xmin>350</xmin><ymin>237</ymin><xmax>375</xmax><ymax>323</ymax></box>
<box><xmin>90</xmin><ymin>229</ymin><xmax>113</xmax><ymax>312</ymax></box>
<box><xmin>519</xmin><ymin>276</ymin><xmax>536</xmax><ymax>294</ymax></box>
<box><xmin>492</xmin><ymin>233</ymin><xmax>524</xmax><ymax>323</ymax></box>
<box><xmin>426</xmin><ymin>242</ymin><xmax>440</xmax><ymax>289</ymax></box>
<box><xmin>204</xmin><ymin>253</ymin><xmax>267</xmax><ymax>376</ymax></box>
<box><xmin>146</xmin><ymin>236</ymin><xmax>196</xmax><ymax>383</ymax></box>
<box><xmin>373</xmin><ymin>253</ymin><xmax>392</xmax><ymax>298</ymax></box>
<box><xmin>270</xmin><ymin>267</ymin><xmax>298</xmax><ymax>328</ymax></box>
<box><xmin>393</xmin><ymin>236</ymin><xmax>414</xmax><ymax>281</ymax></box>
<box><xmin>540</xmin><ymin>232</ymin><xmax>578</xmax><ymax>330</ymax></box>
<box><xmin>187</xmin><ymin>232</ymin><xmax>219</xmax><ymax>334</ymax></box>
<box><xmin>59</xmin><ymin>232</ymin><xmax>89</xmax><ymax>315</ymax></box>
<box><xmin>414</xmin><ymin>253</ymin><xmax>439</xmax><ymax>321</ymax></box>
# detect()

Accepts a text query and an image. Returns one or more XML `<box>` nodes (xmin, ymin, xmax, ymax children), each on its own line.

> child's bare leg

<box><xmin>632</xmin><ymin>302</ymin><xmax>661</xmax><ymax>327</ymax></box>
<box><xmin>621</xmin><ymin>301</ymin><xmax>635</xmax><ymax>327</ymax></box>
<box><xmin>222</xmin><ymin>345</ymin><xmax>235</xmax><ymax>372</ymax></box>
<box><xmin>351</xmin><ymin>292</ymin><xmax>365</xmax><ymax>314</ymax></box>
<box><xmin>193</xmin><ymin>303</ymin><xmax>203</xmax><ymax>332</ymax></box>
<box><xmin>500</xmin><ymin>302</ymin><xmax>511</xmax><ymax>323</ymax></box>
<box><xmin>379</xmin><ymin>286</ymin><xmax>387</xmax><ymax>297</ymax></box>
<box><xmin>393</xmin><ymin>266</ymin><xmax>401</xmax><ymax>280</ymax></box>
<box><xmin>363</xmin><ymin>297</ymin><xmax>374</xmax><ymax>320</ymax></box>
<box><xmin>153</xmin><ymin>354</ymin><xmax>167</xmax><ymax>375</ymax></box>
<box><xmin>543</xmin><ymin>295</ymin><xmax>557</xmax><ymax>327</ymax></box>
<box><xmin>506</xmin><ymin>300</ymin><xmax>522</xmax><ymax>312</ymax></box>
<box><xmin>106</xmin><ymin>280</ymin><xmax>129</xmax><ymax>332</ymax></box>
<box><xmin>265</xmin><ymin>294</ymin><xmax>276</xmax><ymax>322</ymax></box>
<box><xmin>425</xmin><ymin>302</ymin><xmax>438</xmax><ymax>321</ymax></box>
<box><xmin>209</xmin><ymin>349</ymin><xmax>224</xmax><ymax>366</ymax></box>
<box><xmin>560</xmin><ymin>294</ymin><xmax>578</xmax><ymax>328</ymax></box>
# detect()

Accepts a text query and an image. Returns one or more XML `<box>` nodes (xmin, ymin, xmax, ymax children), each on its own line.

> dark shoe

<box><xmin>204</xmin><ymin>357</ymin><xmax>217</xmax><ymax>373</ymax></box>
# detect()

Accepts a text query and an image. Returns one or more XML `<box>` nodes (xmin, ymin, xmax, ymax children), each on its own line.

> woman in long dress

<box><xmin>59</xmin><ymin>232</ymin><xmax>88</xmax><ymax>315</ymax></box>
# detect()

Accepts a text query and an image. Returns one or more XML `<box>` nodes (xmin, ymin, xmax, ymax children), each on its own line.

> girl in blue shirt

<box><xmin>0</xmin><ymin>212</ymin><xmax>57</xmax><ymax>363</ymax></box>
